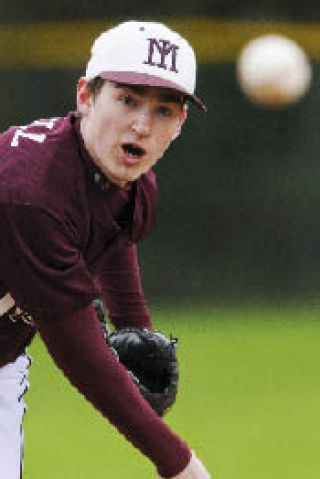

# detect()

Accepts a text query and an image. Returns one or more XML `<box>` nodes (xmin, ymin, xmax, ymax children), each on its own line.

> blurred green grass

<box><xmin>24</xmin><ymin>304</ymin><xmax>320</xmax><ymax>478</ymax></box>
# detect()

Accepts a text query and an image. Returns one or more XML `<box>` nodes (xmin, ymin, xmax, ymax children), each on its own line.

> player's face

<box><xmin>77</xmin><ymin>79</ymin><xmax>187</xmax><ymax>187</ymax></box>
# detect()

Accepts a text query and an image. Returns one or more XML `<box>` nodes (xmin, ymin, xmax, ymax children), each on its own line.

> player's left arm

<box><xmin>98</xmin><ymin>240</ymin><xmax>152</xmax><ymax>330</ymax></box>
<box><xmin>98</xmin><ymin>170</ymin><xmax>158</xmax><ymax>331</ymax></box>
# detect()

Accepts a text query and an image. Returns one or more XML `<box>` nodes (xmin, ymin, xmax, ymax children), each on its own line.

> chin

<box><xmin>122</xmin><ymin>168</ymin><xmax>146</xmax><ymax>182</ymax></box>
<box><xmin>109</xmin><ymin>165</ymin><xmax>147</xmax><ymax>186</ymax></box>
<box><xmin>109</xmin><ymin>173</ymin><xmax>136</xmax><ymax>187</ymax></box>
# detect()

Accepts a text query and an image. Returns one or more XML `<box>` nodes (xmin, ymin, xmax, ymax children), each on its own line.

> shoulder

<box><xmin>137</xmin><ymin>169</ymin><xmax>157</xmax><ymax>197</ymax></box>
<box><xmin>131</xmin><ymin>170</ymin><xmax>158</xmax><ymax>242</ymax></box>
<box><xmin>0</xmin><ymin>116</ymin><xmax>69</xmax><ymax>159</ymax></box>
<box><xmin>0</xmin><ymin>114</ymin><xmax>83</xmax><ymax>210</ymax></box>
<box><xmin>136</xmin><ymin>169</ymin><xmax>158</xmax><ymax>202</ymax></box>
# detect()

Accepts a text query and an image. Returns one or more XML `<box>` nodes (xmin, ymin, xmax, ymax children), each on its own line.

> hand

<box><xmin>158</xmin><ymin>451</ymin><xmax>210</xmax><ymax>478</ymax></box>
<box><xmin>106</xmin><ymin>327</ymin><xmax>179</xmax><ymax>416</ymax></box>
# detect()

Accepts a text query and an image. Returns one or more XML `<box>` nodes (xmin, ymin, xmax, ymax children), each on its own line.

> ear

<box><xmin>172</xmin><ymin>105</ymin><xmax>188</xmax><ymax>141</ymax></box>
<box><xmin>76</xmin><ymin>77</ymin><xmax>92</xmax><ymax>116</ymax></box>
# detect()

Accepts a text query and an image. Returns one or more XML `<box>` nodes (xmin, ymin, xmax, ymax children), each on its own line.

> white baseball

<box><xmin>236</xmin><ymin>33</ymin><xmax>312</xmax><ymax>107</ymax></box>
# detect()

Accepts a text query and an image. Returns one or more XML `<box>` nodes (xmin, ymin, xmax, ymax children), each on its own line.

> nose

<box><xmin>131</xmin><ymin>110</ymin><xmax>152</xmax><ymax>137</ymax></box>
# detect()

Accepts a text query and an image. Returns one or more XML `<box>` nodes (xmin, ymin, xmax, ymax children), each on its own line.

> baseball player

<box><xmin>0</xmin><ymin>20</ymin><xmax>210</xmax><ymax>479</ymax></box>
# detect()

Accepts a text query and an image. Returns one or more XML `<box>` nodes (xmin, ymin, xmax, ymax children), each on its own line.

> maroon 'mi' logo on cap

<box><xmin>143</xmin><ymin>38</ymin><xmax>179</xmax><ymax>73</ymax></box>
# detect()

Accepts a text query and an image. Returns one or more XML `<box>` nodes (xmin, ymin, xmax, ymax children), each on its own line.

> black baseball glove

<box><xmin>93</xmin><ymin>300</ymin><xmax>179</xmax><ymax>416</ymax></box>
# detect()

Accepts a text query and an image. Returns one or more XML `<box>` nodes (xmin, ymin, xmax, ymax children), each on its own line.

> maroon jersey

<box><xmin>0</xmin><ymin>114</ymin><xmax>190</xmax><ymax>476</ymax></box>
<box><xmin>0</xmin><ymin>113</ymin><xmax>155</xmax><ymax>360</ymax></box>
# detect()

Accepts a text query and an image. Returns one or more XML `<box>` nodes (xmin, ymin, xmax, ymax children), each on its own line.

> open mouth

<box><xmin>122</xmin><ymin>143</ymin><xmax>145</xmax><ymax>159</ymax></box>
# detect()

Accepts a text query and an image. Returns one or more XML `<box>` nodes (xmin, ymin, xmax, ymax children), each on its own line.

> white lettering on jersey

<box><xmin>10</xmin><ymin>117</ymin><xmax>60</xmax><ymax>147</ymax></box>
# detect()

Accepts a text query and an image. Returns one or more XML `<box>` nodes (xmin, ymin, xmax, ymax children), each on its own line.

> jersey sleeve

<box><xmin>0</xmin><ymin>204</ymin><xmax>191</xmax><ymax>476</ymax></box>
<box><xmin>0</xmin><ymin>204</ymin><xmax>98</xmax><ymax>318</ymax></box>
<box><xmin>98</xmin><ymin>241</ymin><xmax>152</xmax><ymax>330</ymax></box>
<box><xmin>34</xmin><ymin>303</ymin><xmax>191</xmax><ymax>477</ymax></box>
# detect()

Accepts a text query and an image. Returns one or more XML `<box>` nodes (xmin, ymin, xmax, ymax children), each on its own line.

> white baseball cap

<box><xmin>85</xmin><ymin>20</ymin><xmax>206</xmax><ymax>110</ymax></box>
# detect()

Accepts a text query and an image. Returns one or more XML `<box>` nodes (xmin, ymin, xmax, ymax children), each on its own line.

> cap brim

<box><xmin>97</xmin><ymin>71</ymin><xmax>206</xmax><ymax>111</ymax></box>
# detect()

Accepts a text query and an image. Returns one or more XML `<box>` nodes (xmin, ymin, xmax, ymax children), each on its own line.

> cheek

<box><xmin>90</xmin><ymin>119</ymin><xmax>114</xmax><ymax>152</ymax></box>
<box><xmin>156</xmin><ymin>127</ymin><xmax>176</xmax><ymax>152</ymax></box>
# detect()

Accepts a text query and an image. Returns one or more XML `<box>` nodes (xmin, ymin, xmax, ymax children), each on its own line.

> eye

<box><xmin>157</xmin><ymin>105</ymin><xmax>173</xmax><ymax>118</ymax></box>
<box><xmin>119</xmin><ymin>94</ymin><xmax>136</xmax><ymax>107</ymax></box>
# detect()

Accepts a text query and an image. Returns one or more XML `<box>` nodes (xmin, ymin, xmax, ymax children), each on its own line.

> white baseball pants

<box><xmin>0</xmin><ymin>354</ymin><xmax>31</xmax><ymax>479</ymax></box>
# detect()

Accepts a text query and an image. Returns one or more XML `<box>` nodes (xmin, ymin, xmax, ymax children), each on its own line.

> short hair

<box><xmin>75</xmin><ymin>76</ymin><xmax>105</xmax><ymax>117</ymax></box>
<box><xmin>86</xmin><ymin>76</ymin><xmax>106</xmax><ymax>98</ymax></box>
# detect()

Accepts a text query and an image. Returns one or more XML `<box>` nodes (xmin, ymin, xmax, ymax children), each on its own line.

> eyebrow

<box><xmin>158</xmin><ymin>91</ymin><xmax>185</xmax><ymax>105</ymax></box>
<box><xmin>114</xmin><ymin>83</ymin><xmax>185</xmax><ymax>105</ymax></box>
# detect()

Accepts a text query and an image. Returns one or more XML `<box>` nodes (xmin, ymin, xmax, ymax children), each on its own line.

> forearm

<box><xmin>34</xmin><ymin>303</ymin><xmax>190</xmax><ymax>476</ymax></box>
<box><xmin>99</xmin><ymin>242</ymin><xmax>152</xmax><ymax>329</ymax></box>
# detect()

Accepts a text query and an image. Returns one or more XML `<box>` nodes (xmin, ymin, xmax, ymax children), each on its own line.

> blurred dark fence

<box><xmin>141</xmin><ymin>62</ymin><xmax>320</xmax><ymax>303</ymax></box>
<box><xmin>0</xmin><ymin>0</ymin><xmax>320</xmax><ymax>21</ymax></box>
<box><xmin>0</xmin><ymin>17</ymin><xmax>320</xmax><ymax>303</ymax></box>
